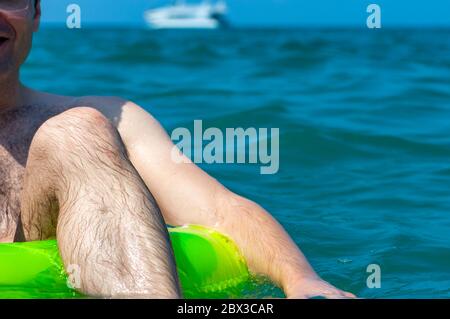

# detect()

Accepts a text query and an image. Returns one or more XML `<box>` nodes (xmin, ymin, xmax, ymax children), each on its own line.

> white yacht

<box><xmin>144</xmin><ymin>1</ymin><xmax>228</xmax><ymax>29</ymax></box>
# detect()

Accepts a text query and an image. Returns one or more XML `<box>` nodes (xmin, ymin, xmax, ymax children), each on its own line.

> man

<box><xmin>0</xmin><ymin>0</ymin><xmax>355</xmax><ymax>298</ymax></box>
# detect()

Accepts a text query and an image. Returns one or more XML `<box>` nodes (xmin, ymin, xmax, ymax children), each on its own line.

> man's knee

<box><xmin>30</xmin><ymin>107</ymin><xmax>122</xmax><ymax>159</ymax></box>
<box><xmin>22</xmin><ymin>107</ymin><xmax>131</xmax><ymax>226</ymax></box>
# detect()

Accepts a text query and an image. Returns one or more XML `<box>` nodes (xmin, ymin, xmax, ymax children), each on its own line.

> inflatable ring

<box><xmin>0</xmin><ymin>225</ymin><xmax>250</xmax><ymax>299</ymax></box>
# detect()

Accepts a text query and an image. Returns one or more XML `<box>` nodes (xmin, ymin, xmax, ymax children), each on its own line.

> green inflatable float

<box><xmin>0</xmin><ymin>225</ymin><xmax>250</xmax><ymax>299</ymax></box>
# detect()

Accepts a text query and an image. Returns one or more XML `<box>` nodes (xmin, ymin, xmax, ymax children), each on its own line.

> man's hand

<box><xmin>286</xmin><ymin>276</ymin><xmax>356</xmax><ymax>299</ymax></box>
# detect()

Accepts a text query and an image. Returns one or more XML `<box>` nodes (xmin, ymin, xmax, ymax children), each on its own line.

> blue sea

<box><xmin>23</xmin><ymin>27</ymin><xmax>450</xmax><ymax>298</ymax></box>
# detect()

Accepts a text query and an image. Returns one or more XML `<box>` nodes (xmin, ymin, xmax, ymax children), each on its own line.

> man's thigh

<box><xmin>19</xmin><ymin>107</ymin><xmax>180</xmax><ymax>297</ymax></box>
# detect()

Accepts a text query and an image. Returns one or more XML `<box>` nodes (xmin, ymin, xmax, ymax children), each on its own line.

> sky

<box><xmin>40</xmin><ymin>0</ymin><xmax>450</xmax><ymax>27</ymax></box>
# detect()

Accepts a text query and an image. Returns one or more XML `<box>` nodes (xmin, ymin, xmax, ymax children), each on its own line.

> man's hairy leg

<box><xmin>20</xmin><ymin>107</ymin><xmax>181</xmax><ymax>298</ymax></box>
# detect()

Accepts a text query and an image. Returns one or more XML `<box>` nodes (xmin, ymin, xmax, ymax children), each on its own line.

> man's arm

<box><xmin>95</xmin><ymin>98</ymin><xmax>355</xmax><ymax>298</ymax></box>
